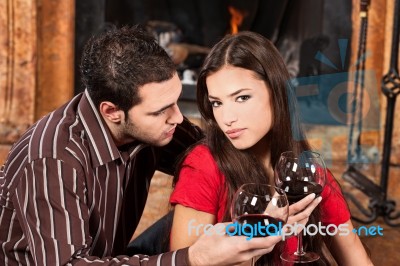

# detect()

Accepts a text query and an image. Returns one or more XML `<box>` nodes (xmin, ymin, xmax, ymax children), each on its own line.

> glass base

<box><xmin>280</xmin><ymin>251</ymin><xmax>320</xmax><ymax>263</ymax></box>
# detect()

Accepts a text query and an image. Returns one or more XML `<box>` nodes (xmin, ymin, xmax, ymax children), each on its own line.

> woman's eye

<box><xmin>210</xmin><ymin>101</ymin><xmax>221</xmax><ymax>108</ymax></box>
<box><xmin>237</xmin><ymin>95</ymin><xmax>250</xmax><ymax>102</ymax></box>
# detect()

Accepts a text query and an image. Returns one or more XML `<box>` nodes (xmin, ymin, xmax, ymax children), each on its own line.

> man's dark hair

<box><xmin>80</xmin><ymin>25</ymin><xmax>176</xmax><ymax>114</ymax></box>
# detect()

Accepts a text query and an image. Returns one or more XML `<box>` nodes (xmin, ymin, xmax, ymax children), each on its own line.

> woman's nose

<box><xmin>222</xmin><ymin>106</ymin><xmax>238</xmax><ymax>126</ymax></box>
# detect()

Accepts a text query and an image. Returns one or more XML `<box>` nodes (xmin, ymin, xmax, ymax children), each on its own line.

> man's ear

<box><xmin>99</xmin><ymin>101</ymin><xmax>124</xmax><ymax>123</ymax></box>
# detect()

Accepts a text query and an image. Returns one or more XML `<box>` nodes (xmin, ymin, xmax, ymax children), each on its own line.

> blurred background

<box><xmin>1</xmin><ymin>0</ymin><xmax>399</xmax><ymax>264</ymax></box>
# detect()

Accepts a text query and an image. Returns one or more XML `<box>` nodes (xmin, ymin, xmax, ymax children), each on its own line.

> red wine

<box><xmin>280</xmin><ymin>180</ymin><xmax>323</xmax><ymax>204</ymax></box>
<box><xmin>235</xmin><ymin>214</ymin><xmax>284</xmax><ymax>237</ymax></box>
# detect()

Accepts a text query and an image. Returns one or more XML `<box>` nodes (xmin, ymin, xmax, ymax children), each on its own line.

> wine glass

<box><xmin>231</xmin><ymin>183</ymin><xmax>289</xmax><ymax>265</ymax></box>
<box><xmin>274</xmin><ymin>150</ymin><xmax>326</xmax><ymax>263</ymax></box>
<box><xmin>231</xmin><ymin>183</ymin><xmax>289</xmax><ymax>235</ymax></box>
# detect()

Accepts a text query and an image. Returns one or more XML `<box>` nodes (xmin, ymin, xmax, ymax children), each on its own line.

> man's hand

<box><xmin>187</xmin><ymin>194</ymin><xmax>321</xmax><ymax>265</ymax></box>
<box><xmin>188</xmin><ymin>223</ymin><xmax>281</xmax><ymax>266</ymax></box>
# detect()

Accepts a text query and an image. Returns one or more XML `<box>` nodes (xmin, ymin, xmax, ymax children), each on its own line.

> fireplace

<box><xmin>74</xmin><ymin>0</ymin><xmax>353</xmax><ymax>124</ymax></box>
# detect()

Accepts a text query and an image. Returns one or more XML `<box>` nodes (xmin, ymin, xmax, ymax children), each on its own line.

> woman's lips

<box><xmin>226</xmin><ymin>128</ymin><xmax>245</xmax><ymax>139</ymax></box>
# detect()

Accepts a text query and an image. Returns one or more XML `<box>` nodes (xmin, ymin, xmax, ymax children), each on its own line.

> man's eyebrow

<box><xmin>208</xmin><ymin>88</ymin><xmax>251</xmax><ymax>99</ymax></box>
<box><xmin>147</xmin><ymin>103</ymin><xmax>175</xmax><ymax>115</ymax></box>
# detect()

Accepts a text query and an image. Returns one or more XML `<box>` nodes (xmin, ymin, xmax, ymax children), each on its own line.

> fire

<box><xmin>228</xmin><ymin>6</ymin><xmax>245</xmax><ymax>34</ymax></box>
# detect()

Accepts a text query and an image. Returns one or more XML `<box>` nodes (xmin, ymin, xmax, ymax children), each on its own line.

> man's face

<box><xmin>120</xmin><ymin>73</ymin><xmax>184</xmax><ymax>147</ymax></box>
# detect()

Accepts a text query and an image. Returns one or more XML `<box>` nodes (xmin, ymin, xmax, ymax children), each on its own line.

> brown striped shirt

<box><xmin>0</xmin><ymin>90</ymin><xmax>203</xmax><ymax>265</ymax></box>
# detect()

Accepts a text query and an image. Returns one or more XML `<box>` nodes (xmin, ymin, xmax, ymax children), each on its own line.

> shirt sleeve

<box><xmin>170</xmin><ymin>145</ymin><xmax>224</xmax><ymax>216</ymax></box>
<box><xmin>319</xmin><ymin>169</ymin><xmax>351</xmax><ymax>226</ymax></box>
<box><xmin>14</xmin><ymin>157</ymin><xmax>189</xmax><ymax>266</ymax></box>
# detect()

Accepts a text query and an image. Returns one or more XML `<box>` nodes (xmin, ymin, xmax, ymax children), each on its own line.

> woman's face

<box><xmin>206</xmin><ymin>65</ymin><xmax>273</xmax><ymax>150</ymax></box>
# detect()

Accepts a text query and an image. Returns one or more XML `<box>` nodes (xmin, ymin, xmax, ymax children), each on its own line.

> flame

<box><xmin>228</xmin><ymin>6</ymin><xmax>245</xmax><ymax>34</ymax></box>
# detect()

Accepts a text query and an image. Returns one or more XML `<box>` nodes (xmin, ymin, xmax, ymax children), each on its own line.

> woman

<box><xmin>169</xmin><ymin>31</ymin><xmax>372</xmax><ymax>265</ymax></box>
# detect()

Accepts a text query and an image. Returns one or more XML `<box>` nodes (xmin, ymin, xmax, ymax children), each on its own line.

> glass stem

<box><xmin>294</xmin><ymin>233</ymin><xmax>306</xmax><ymax>256</ymax></box>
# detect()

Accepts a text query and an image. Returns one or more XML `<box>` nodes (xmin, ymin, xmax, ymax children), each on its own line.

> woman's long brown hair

<box><xmin>175</xmin><ymin>31</ymin><xmax>332</xmax><ymax>265</ymax></box>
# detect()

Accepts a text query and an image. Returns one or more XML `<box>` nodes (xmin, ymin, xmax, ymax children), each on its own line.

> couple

<box><xmin>0</xmin><ymin>25</ymin><xmax>371</xmax><ymax>265</ymax></box>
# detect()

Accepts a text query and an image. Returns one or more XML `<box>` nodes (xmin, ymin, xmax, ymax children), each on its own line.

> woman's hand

<box><xmin>284</xmin><ymin>193</ymin><xmax>322</xmax><ymax>236</ymax></box>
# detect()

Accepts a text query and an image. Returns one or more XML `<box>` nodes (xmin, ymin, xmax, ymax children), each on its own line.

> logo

<box><xmin>187</xmin><ymin>219</ymin><xmax>384</xmax><ymax>241</ymax></box>
<box><xmin>288</xmin><ymin>39</ymin><xmax>380</xmax><ymax>163</ymax></box>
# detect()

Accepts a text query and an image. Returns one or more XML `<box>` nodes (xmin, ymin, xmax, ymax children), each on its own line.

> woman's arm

<box><xmin>170</xmin><ymin>204</ymin><xmax>216</xmax><ymax>250</ymax></box>
<box><xmin>329</xmin><ymin>219</ymin><xmax>373</xmax><ymax>266</ymax></box>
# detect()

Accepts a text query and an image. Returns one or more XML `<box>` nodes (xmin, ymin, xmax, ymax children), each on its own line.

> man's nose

<box><xmin>167</xmin><ymin>104</ymin><xmax>184</xmax><ymax>124</ymax></box>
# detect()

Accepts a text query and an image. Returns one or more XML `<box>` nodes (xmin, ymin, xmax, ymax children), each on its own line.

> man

<box><xmin>0</xmin><ymin>25</ymin><xmax>319</xmax><ymax>265</ymax></box>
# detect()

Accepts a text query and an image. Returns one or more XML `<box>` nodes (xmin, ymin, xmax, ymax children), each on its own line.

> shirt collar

<box><xmin>77</xmin><ymin>90</ymin><xmax>123</xmax><ymax>167</ymax></box>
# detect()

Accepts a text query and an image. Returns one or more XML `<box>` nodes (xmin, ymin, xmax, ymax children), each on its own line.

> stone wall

<box><xmin>0</xmin><ymin>0</ymin><xmax>74</xmax><ymax>164</ymax></box>
<box><xmin>381</xmin><ymin>0</ymin><xmax>400</xmax><ymax>165</ymax></box>
<box><xmin>336</xmin><ymin>0</ymin><xmax>400</xmax><ymax>169</ymax></box>
<box><xmin>0</xmin><ymin>0</ymin><xmax>399</xmax><ymax>168</ymax></box>
<box><xmin>0</xmin><ymin>0</ymin><xmax>37</xmax><ymax>163</ymax></box>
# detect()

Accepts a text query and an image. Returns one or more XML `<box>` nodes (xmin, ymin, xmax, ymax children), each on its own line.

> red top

<box><xmin>170</xmin><ymin>144</ymin><xmax>351</xmax><ymax>254</ymax></box>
